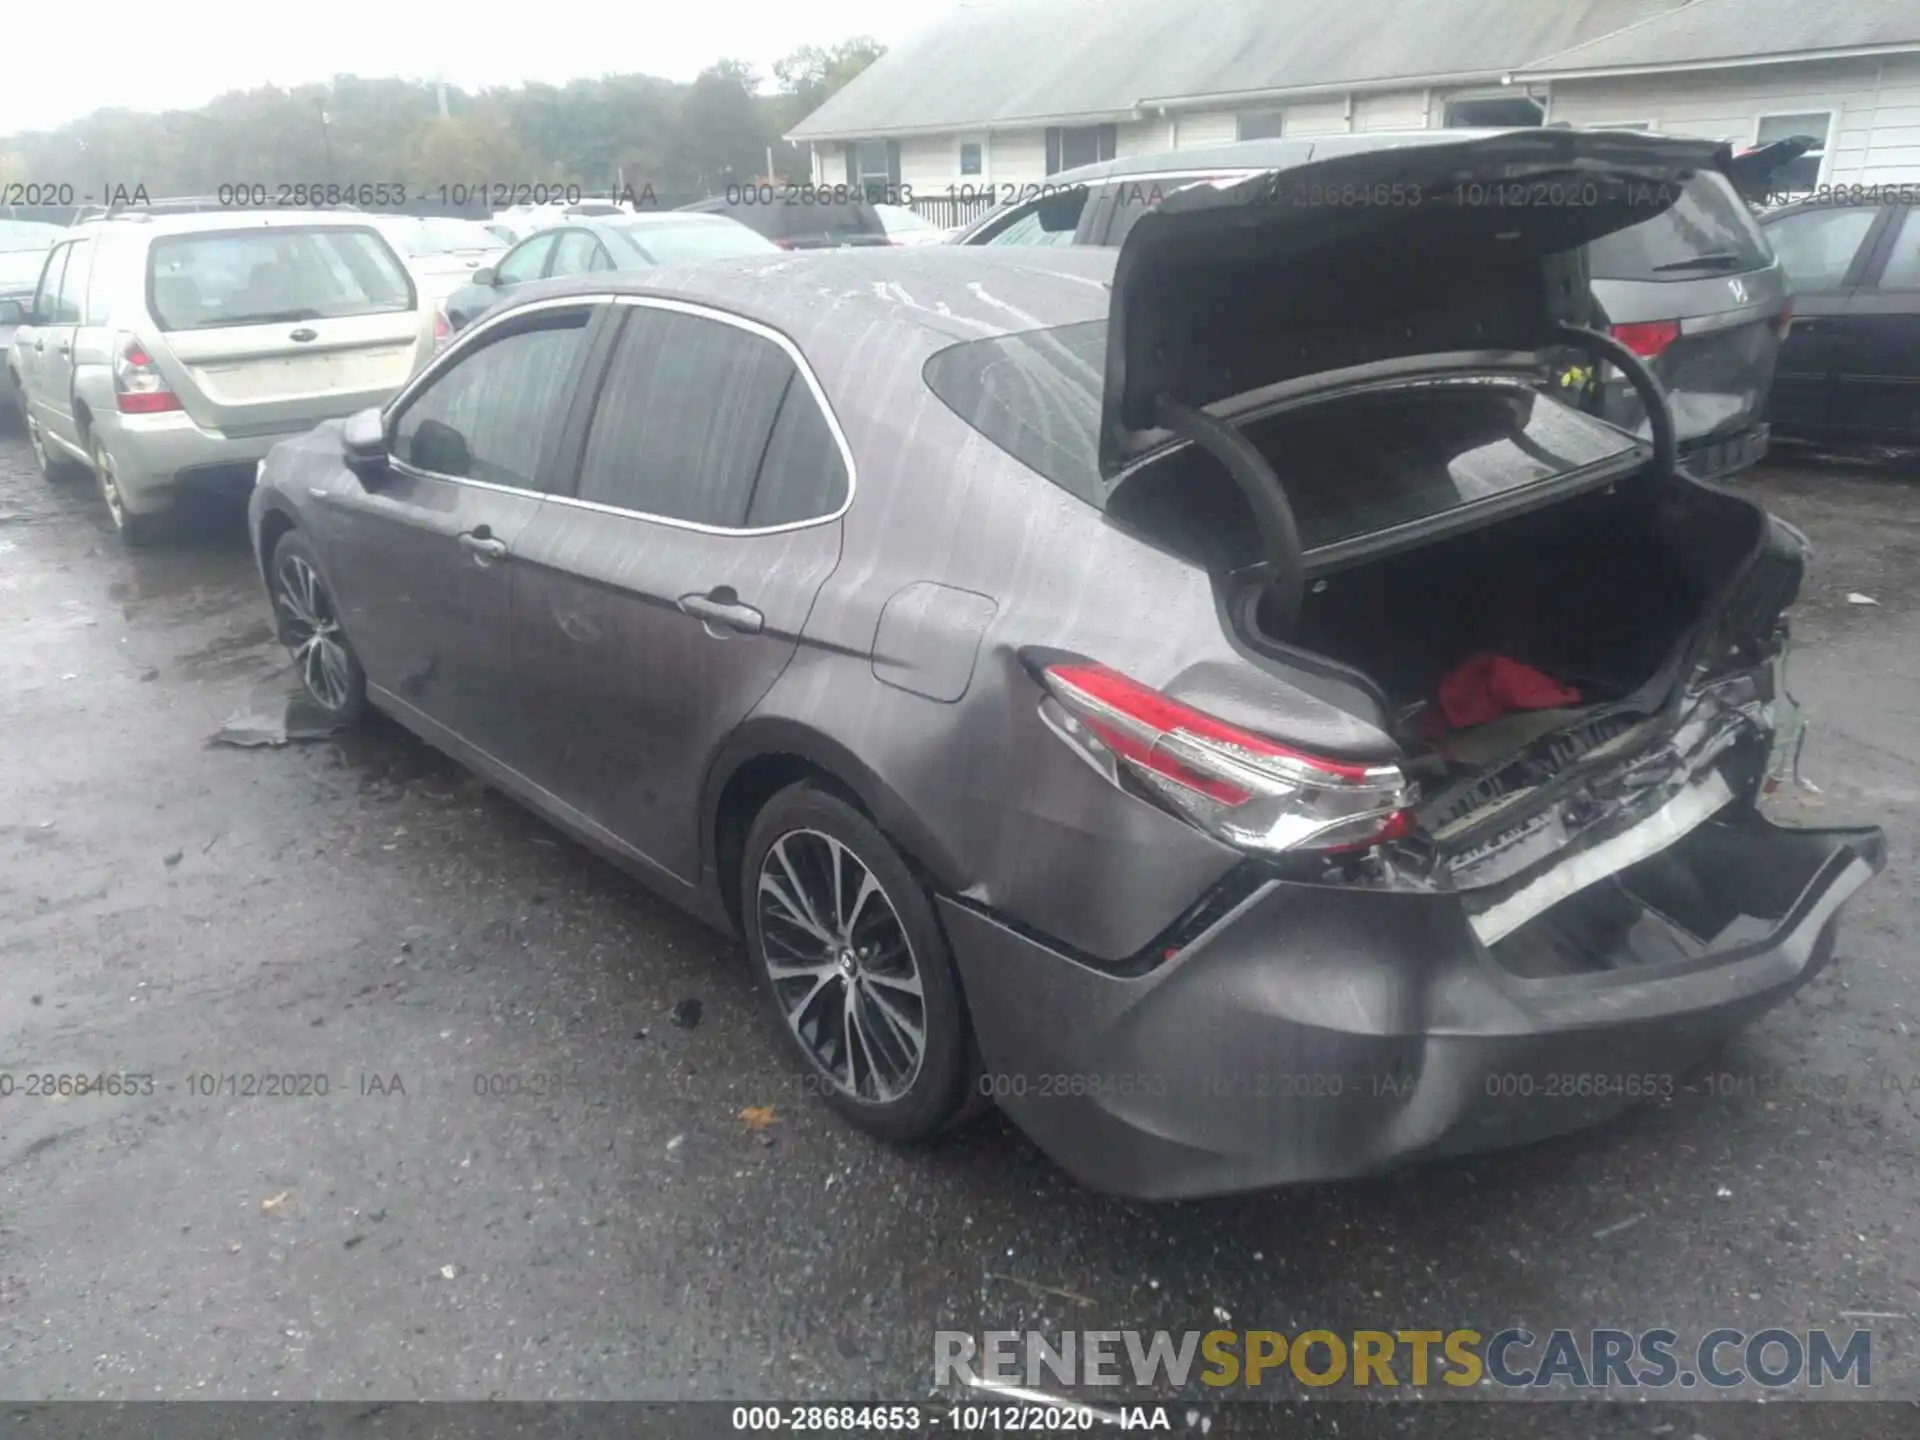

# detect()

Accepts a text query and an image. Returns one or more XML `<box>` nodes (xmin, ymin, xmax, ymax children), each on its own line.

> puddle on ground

<box><xmin>211</xmin><ymin>667</ymin><xmax>344</xmax><ymax>747</ymax></box>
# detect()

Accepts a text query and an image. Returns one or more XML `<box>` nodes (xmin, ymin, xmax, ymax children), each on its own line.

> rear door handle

<box><xmin>56</xmin><ymin>342</ymin><xmax>70</xmax><ymax>356</ymax></box>
<box><xmin>459</xmin><ymin>531</ymin><xmax>509</xmax><ymax>561</ymax></box>
<box><xmin>32</xmin><ymin>338</ymin><xmax>44</xmax><ymax>352</ymax></box>
<box><xmin>678</xmin><ymin>590</ymin><xmax>764</xmax><ymax>634</ymax></box>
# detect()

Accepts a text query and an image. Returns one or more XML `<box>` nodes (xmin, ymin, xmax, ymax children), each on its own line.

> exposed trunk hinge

<box><xmin>1152</xmin><ymin>393</ymin><xmax>1307</xmax><ymax>633</ymax></box>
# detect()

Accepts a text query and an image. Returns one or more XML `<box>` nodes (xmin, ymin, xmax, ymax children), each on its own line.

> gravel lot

<box><xmin>1</xmin><ymin>426</ymin><xmax>1914</xmax><ymax>1435</ymax></box>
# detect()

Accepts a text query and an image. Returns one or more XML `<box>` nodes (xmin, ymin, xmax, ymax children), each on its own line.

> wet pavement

<box><xmin>0</xmin><ymin>428</ymin><xmax>1916</xmax><ymax>1431</ymax></box>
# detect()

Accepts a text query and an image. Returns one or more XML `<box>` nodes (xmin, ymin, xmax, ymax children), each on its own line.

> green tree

<box><xmin>679</xmin><ymin>61</ymin><xmax>769</xmax><ymax>190</ymax></box>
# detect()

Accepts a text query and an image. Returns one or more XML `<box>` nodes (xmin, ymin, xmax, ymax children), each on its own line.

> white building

<box><xmin>788</xmin><ymin>0</ymin><xmax>1920</xmax><ymax>226</ymax></box>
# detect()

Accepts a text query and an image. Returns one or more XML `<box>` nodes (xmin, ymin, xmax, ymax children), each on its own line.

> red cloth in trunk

<box><xmin>1432</xmin><ymin>653</ymin><xmax>1581</xmax><ymax>731</ymax></box>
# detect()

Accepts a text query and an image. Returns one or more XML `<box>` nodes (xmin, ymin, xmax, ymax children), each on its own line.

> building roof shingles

<box><xmin>1515</xmin><ymin>0</ymin><xmax>1920</xmax><ymax>77</ymax></box>
<box><xmin>790</xmin><ymin>0</ymin><xmax>1685</xmax><ymax>140</ymax></box>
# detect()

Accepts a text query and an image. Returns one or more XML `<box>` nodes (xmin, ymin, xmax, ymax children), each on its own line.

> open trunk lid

<box><xmin>1099</xmin><ymin>128</ymin><xmax>1731</xmax><ymax>477</ymax></box>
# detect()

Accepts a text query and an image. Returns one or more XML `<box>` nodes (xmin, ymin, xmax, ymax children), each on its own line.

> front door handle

<box><xmin>32</xmin><ymin>337</ymin><xmax>44</xmax><ymax>352</ymax></box>
<box><xmin>678</xmin><ymin>590</ymin><xmax>764</xmax><ymax>634</ymax></box>
<box><xmin>56</xmin><ymin>341</ymin><xmax>71</xmax><ymax>356</ymax></box>
<box><xmin>459</xmin><ymin>530</ymin><xmax>509</xmax><ymax>561</ymax></box>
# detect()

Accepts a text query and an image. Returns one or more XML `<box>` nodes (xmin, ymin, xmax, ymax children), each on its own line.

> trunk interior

<box><xmin>1278</xmin><ymin>478</ymin><xmax>1764</xmax><ymax>725</ymax></box>
<box><xmin>1106</xmin><ymin>382</ymin><xmax>1774</xmax><ymax>784</ymax></box>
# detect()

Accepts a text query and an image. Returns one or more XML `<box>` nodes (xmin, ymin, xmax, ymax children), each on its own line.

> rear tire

<box><xmin>27</xmin><ymin>417</ymin><xmax>80</xmax><ymax>483</ymax></box>
<box><xmin>88</xmin><ymin>434</ymin><xmax>168</xmax><ymax>546</ymax></box>
<box><xmin>741</xmin><ymin>783</ymin><xmax>979</xmax><ymax>1144</ymax></box>
<box><xmin>269</xmin><ymin>529</ymin><xmax>368</xmax><ymax>724</ymax></box>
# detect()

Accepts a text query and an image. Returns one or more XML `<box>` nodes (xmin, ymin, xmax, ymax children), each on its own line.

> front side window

<box><xmin>1877</xmin><ymin>209</ymin><xmax>1920</xmax><ymax>290</ymax></box>
<box><xmin>496</xmin><ymin>234</ymin><xmax>556</xmax><ymax>285</ymax></box>
<box><xmin>391</xmin><ymin>310</ymin><xmax>591</xmax><ymax>491</ymax></box>
<box><xmin>146</xmin><ymin>227</ymin><xmax>413</xmax><ymax>331</ymax></box>
<box><xmin>32</xmin><ymin>244</ymin><xmax>69</xmax><ymax>320</ymax></box>
<box><xmin>549</xmin><ymin>229</ymin><xmax>601</xmax><ymax>277</ymax></box>
<box><xmin>1755</xmin><ymin>112</ymin><xmax>1830</xmax><ymax>195</ymax></box>
<box><xmin>1763</xmin><ymin>206</ymin><xmax>1880</xmax><ymax>292</ymax></box>
<box><xmin>52</xmin><ymin>238</ymin><xmax>93</xmax><ymax>324</ymax></box>
<box><xmin>575</xmin><ymin>307</ymin><xmax>809</xmax><ymax>527</ymax></box>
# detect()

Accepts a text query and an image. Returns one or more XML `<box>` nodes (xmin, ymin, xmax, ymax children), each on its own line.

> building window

<box><xmin>1045</xmin><ymin>124</ymin><xmax>1117</xmax><ymax>174</ymax></box>
<box><xmin>843</xmin><ymin>139</ymin><xmax>902</xmax><ymax>198</ymax></box>
<box><xmin>1755</xmin><ymin>112</ymin><xmax>1831</xmax><ymax>195</ymax></box>
<box><xmin>1443</xmin><ymin>95</ymin><xmax>1545</xmax><ymax>128</ymax></box>
<box><xmin>958</xmin><ymin>139</ymin><xmax>984</xmax><ymax>176</ymax></box>
<box><xmin>1585</xmin><ymin>120</ymin><xmax>1653</xmax><ymax>131</ymax></box>
<box><xmin>1236</xmin><ymin>110</ymin><xmax>1286</xmax><ymax>141</ymax></box>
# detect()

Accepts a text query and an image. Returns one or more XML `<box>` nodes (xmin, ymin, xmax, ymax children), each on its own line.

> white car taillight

<box><xmin>432</xmin><ymin>306</ymin><xmax>453</xmax><ymax>352</ymax></box>
<box><xmin>111</xmin><ymin>333</ymin><xmax>182</xmax><ymax>414</ymax></box>
<box><xmin>1037</xmin><ymin>662</ymin><xmax>1417</xmax><ymax>855</ymax></box>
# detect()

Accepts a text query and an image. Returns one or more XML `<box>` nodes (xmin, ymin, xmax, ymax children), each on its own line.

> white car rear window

<box><xmin>147</xmin><ymin>227</ymin><xmax>415</xmax><ymax>331</ymax></box>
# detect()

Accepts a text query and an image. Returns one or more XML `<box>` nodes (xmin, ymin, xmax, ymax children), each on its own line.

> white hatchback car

<box><xmin>7</xmin><ymin>209</ymin><xmax>433</xmax><ymax>542</ymax></box>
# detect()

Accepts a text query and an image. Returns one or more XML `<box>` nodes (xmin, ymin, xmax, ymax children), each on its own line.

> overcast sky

<box><xmin>1</xmin><ymin>0</ymin><xmax>960</xmax><ymax>136</ymax></box>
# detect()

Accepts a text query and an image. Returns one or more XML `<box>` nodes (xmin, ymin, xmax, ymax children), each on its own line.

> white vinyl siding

<box><xmin>988</xmin><ymin>129</ymin><xmax>1050</xmax><ymax>185</ymax></box>
<box><xmin>1118</xmin><ymin>117</ymin><xmax>1179</xmax><ymax>155</ymax></box>
<box><xmin>898</xmin><ymin>135</ymin><xmax>959</xmax><ymax>190</ymax></box>
<box><xmin>1354</xmin><ymin>90</ymin><xmax>1431</xmax><ymax>131</ymax></box>
<box><xmin>1284</xmin><ymin>98</ymin><xmax>1352</xmax><ymax>135</ymax></box>
<box><xmin>1544</xmin><ymin>55</ymin><xmax>1920</xmax><ymax>184</ymax></box>
<box><xmin>1172</xmin><ymin>111</ymin><xmax>1241</xmax><ymax>147</ymax></box>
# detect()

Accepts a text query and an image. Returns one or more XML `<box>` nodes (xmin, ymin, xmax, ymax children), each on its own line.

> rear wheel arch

<box><xmin>255</xmin><ymin>504</ymin><xmax>300</xmax><ymax>589</ymax></box>
<box><xmin>705</xmin><ymin>723</ymin><xmax>967</xmax><ymax>936</ymax></box>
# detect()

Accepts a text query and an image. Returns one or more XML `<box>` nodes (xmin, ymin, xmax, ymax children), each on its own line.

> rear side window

<box><xmin>1586</xmin><ymin>171</ymin><xmax>1771</xmax><ymax>279</ymax></box>
<box><xmin>575</xmin><ymin>307</ymin><xmax>796</xmax><ymax>526</ymax></box>
<box><xmin>747</xmin><ymin>379</ymin><xmax>850</xmax><ymax>527</ymax></box>
<box><xmin>1102</xmin><ymin>175</ymin><xmax>1221</xmax><ymax>247</ymax></box>
<box><xmin>924</xmin><ymin>319</ymin><xmax>1105</xmax><ymax>499</ymax></box>
<box><xmin>614</xmin><ymin>219</ymin><xmax>779</xmax><ymax>264</ymax></box>
<box><xmin>146</xmin><ymin>227</ymin><xmax>414</xmax><ymax>330</ymax></box>
<box><xmin>392</xmin><ymin>310</ymin><xmax>590</xmax><ymax>490</ymax></box>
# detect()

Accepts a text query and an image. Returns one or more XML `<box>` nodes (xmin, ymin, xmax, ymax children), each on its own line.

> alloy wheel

<box><xmin>275</xmin><ymin>553</ymin><xmax>355</xmax><ymax>711</ymax></box>
<box><xmin>755</xmin><ymin>828</ymin><xmax>928</xmax><ymax>1103</ymax></box>
<box><xmin>91</xmin><ymin>442</ymin><xmax>127</xmax><ymax>530</ymax></box>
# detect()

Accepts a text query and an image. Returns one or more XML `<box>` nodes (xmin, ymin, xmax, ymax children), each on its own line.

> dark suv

<box><xmin>955</xmin><ymin>129</ymin><xmax>1792</xmax><ymax>479</ymax></box>
<box><xmin>679</xmin><ymin>192</ymin><xmax>891</xmax><ymax>250</ymax></box>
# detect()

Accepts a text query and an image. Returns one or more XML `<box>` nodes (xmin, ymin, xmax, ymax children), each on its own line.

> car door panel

<box><xmin>506</xmin><ymin>301</ymin><xmax>851</xmax><ymax>882</ymax></box>
<box><xmin>316</xmin><ymin>302</ymin><xmax>601</xmax><ymax>759</ymax></box>
<box><xmin>1831</xmin><ymin>205</ymin><xmax>1920</xmax><ymax>443</ymax></box>
<box><xmin>19</xmin><ymin>243</ymin><xmax>69</xmax><ymax>435</ymax></box>
<box><xmin>1762</xmin><ymin>204</ymin><xmax>1890</xmax><ymax>436</ymax></box>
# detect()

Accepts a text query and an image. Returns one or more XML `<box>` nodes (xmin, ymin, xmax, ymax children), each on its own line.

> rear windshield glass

<box><xmin>723</xmin><ymin>198</ymin><xmax>884</xmax><ymax>241</ymax></box>
<box><xmin>923</xmin><ymin>319</ymin><xmax>1641</xmax><ymax>544</ymax></box>
<box><xmin>611</xmin><ymin>218</ymin><xmax>779</xmax><ymax>263</ymax></box>
<box><xmin>385</xmin><ymin>217</ymin><xmax>505</xmax><ymax>256</ymax></box>
<box><xmin>147</xmin><ymin>227</ymin><xmax>415</xmax><ymax>331</ymax></box>
<box><xmin>1585</xmin><ymin>170</ymin><xmax>1770</xmax><ymax>279</ymax></box>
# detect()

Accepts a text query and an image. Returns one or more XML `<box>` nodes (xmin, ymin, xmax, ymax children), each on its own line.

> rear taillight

<box><xmin>771</xmin><ymin>238</ymin><xmax>798</xmax><ymax>250</ymax></box>
<box><xmin>1036</xmin><ymin>662</ymin><xmax>1417</xmax><ymax>855</ymax></box>
<box><xmin>1775</xmin><ymin>299</ymin><xmax>1794</xmax><ymax>339</ymax></box>
<box><xmin>1610</xmin><ymin>320</ymin><xmax>1681</xmax><ymax>359</ymax></box>
<box><xmin>432</xmin><ymin>306</ymin><xmax>453</xmax><ymax>351</ymax></box>
<box><xmin>111</xmin><ymin>334</ymin><xmax>182</xmax><ymax>414</ymax></box>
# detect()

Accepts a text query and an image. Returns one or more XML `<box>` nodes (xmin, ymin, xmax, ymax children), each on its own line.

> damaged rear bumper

<box><xmin>943</xmin><ymin>809</ymin><xmax>1883</xmax><ymax>1200</ymax></box>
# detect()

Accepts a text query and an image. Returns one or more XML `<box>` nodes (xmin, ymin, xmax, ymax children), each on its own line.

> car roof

<box><xmin>69</xmin><ymin>209</ymin><xmax>395</xmax><ymax>239</ymax></box>
<box><xmin>501</xmin><ymin>245</ymin><xmax>1116</xmax><ymax>344</ymax></box>
<box><xmin>1043</xmin><ymin>127</ymin><xmax>1525</xmax><ymax>186</ymax></box>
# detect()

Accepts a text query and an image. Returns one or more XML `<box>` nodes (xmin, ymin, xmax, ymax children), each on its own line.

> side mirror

<box><xmin>341</xmin><ymin>406</ymin><xmax>390</xmax><ymax>483</ymax></box>
<box><xmin>0</xmin><ymin>298</ymin><xmax>27</xmax><ymax>327</ymax></box>
<box><xmin>471</xmin><ymin>267</ymin><xmax>496</xmax><ymax>287</ymax></box>
<box><xmin>409</xmin><ymin>418</ymin><xmax>471</xmax><ymax>478</ymax></box>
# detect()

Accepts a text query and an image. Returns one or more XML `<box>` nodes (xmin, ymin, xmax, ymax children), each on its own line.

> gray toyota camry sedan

<box><xmin>249</xmin><ymin>130</ymin><xmax>1884</xmax><ymax>1200</ymax></box>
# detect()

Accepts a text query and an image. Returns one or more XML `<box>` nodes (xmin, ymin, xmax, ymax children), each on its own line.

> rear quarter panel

<box><xmin>734</xmin><ymin>323</ymin><xmax>1402</xmax><ymax>960</ymax></box>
